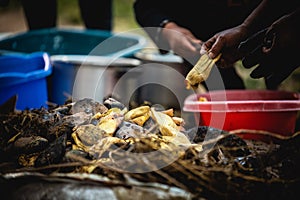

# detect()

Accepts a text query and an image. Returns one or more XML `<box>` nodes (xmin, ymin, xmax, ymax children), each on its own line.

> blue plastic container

<box><xmin>0</xmin><ymin>52</ymin><xmax>52</xmax><ymax>110</ymax></box>
<box><xmin>0</xmin><ymin>28</ymin><xmax>146</xmax><ymax>57</ymax></box>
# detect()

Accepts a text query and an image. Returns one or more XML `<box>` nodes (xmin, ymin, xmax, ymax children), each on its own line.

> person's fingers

<box><xmin>190</xmin><ymin>40</ymin><xmax>202</xmax><ymax>51</ymax></box>
<box><xmin>200</xmin><ymin>46</ymin><xmax>208</xmax><ymax>55</ymax></box>
<box><xmin>241</xmin><ymin>45</ymin><xmax>263</xmax><ymax>68</ymax></box>
<box><xmin>238</xmin><ymin>28</ymin><xmax>268</xmax><ymax>54</ymax></box>
<box><xmin>183</xmin><ymin>31</ymin><xmax>197</xmax><ymax>40</ymax></box>
<box><xmin>200</xmin><ymin>37</ymin><xmax>216</xmax><ymax>54</ymax></box>
<box><xmin>266</xmin><ymin>66</ymin><xmax>296</xmax><ymax>86</ymax></box>
<box><xmin>191</xmin><ymin>38</ymin><xmax>202</xmax><ymax>44</ymax></box>
<box><xmin>208</xmin><ymin>36</ymin><xmax>226</xmax><ymax>59</ymax></box>
<box><xmin>249</xmin><ymin>65</ymin><xmax>271</xmax><ymax>79</ymax></box>
<box><xmin>262</xmin><ymin>30</ymin><xmax>276</xmax><ymax>53</ymax></box>
<box><xmin>216</xmin><ymin>54</ymin><xmax>238</xmax><ymax>68</ymax></box>
<box><xmin>182</xmin><ymin>39</ymin><xmax>198</xmax><ymax>52</ymax></box>
<box><xmin>172</xmin><ymin>37</ymin><xmax>199</xmax><ymax>58</ymax></box>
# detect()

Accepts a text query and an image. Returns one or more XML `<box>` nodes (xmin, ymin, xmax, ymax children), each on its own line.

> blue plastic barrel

<box><xmin>0</xmin><ymin>52</ymin><xmax>52</xmax><ymax>110</ymax></box>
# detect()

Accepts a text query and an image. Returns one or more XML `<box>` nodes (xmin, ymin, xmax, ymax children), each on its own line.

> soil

<box><xmin>0</xmin><ymin>6</ymin><xmax>81</xmax><ymax>35</ymax></box>
<box><xmin>0</xmin><ymin>7</ymin><xmax>26</xmax><ymax>33</ymax></box>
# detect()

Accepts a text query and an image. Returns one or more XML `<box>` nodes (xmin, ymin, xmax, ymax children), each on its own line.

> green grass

<box><xmin>235</xmin><ymin>61</ymin><xmax>266</xmax><ymax>90</ymax></box>
<box><xmin>235</xmin><ymin>60</ymin><xmax>300</xmax><ymax>92</ymax></box>
<box><xmin>56</xmin><ymin>0</ymin><xmax>81</xmax><ymax>25</ymax></box>
<box><xmin>113</xmin><ymin>0</ymin><xmax>139</xmax><ymax>31</ymax></box>
<box><xmin>1</xmin><ymin>0</ymin><xmax>139</xmax><ymax>32</ymax></box>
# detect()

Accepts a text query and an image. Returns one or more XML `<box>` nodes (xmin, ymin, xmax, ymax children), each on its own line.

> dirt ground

<box><xmin>0</xmin><ymin>7</ymin><xmax>27</xmax><ymax>33</ymax></box>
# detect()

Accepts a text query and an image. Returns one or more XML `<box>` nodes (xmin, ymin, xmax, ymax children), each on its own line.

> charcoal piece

<box><xmin>14</xmin><ymin>136</ymin><xmax>48</xmax><ymax>154</ymax></box>
<box><xmin>143</xmin><ymin>117</ymin><xmax>159</xmax><ymax>134</ymax></box>
<box><xmin>62</xmin><ymin>112</ymin><xmax>92</xmax><ymax>127</ymax></box>
<box><xmin>71</xmin><ymin>98</ymin><xmax>108</xmax><ymax>115</ymax></box>
<box><xmin>185</xmin><ymin>126</ymin><xmax>227</xmax><ymax>143</ymax></box>
<box><xmin>115</xmin><ymin>121</ymin><xmax>146</xmax><ymax>139</ymax></box>
<box><xmin>216</xmin><ymin>134</ymin><xmax>250</xmax><ymax>157</ymax></box>
<box><xmin>205</xmin><ymin>134</ymin><xmax>250</xmax><ymax>164</ymax></box>
<box><xmin>64</xmin><ymin>149</ymin><xmax>91</xmax><ymax>162</ymax></box>
<box><xmin>103</xmin><ymin>97</ymin><xmax>126</xmax><ymax>110</ymax></box>
<box><xmin>35</xmin><ymin>134</ymin><xmax>67</xmax><ymax>168</ymax></box>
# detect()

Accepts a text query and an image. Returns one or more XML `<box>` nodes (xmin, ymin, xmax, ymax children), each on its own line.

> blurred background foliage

<box><xmin>57</xmin><ymin>0</ymin><xmax>139</xmax><ymax>32</ymax></box>
<box><xmin>0</xmin><ymin>0</ymin><xmax>139</xmax><ymax>32</ymax></box>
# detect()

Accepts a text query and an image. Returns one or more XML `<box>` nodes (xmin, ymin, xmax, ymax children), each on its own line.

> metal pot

<box><xmin>133</xmin><ymin>49</ymin><xmax>194</xmax><ymax>110</ymax></box>
<box><xmin>49</xmin><ymin>55</ymin><xmax>142</xmax><ymax>105</ymax></box>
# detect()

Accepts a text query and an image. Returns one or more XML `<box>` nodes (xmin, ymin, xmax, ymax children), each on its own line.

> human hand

<box><xmin>239</xmin><ymin>11</ymin><xmax>300</xmax><ymax>88</ymax></box>
<box><xmin>161</xmin><ymin>22</ymin><xmax>202</xmax><ymax>60</ymax></box>
<box><xmin>200</xmin><ymin>25</ymin><xmax>249</xmax><ymax>68</ymax></box>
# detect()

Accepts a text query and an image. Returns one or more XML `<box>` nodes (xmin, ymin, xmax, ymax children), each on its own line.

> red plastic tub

<box><xmin>183</xmin><ymin>90</ymin><xmax>300</xmax><ymax>140</ymax></box>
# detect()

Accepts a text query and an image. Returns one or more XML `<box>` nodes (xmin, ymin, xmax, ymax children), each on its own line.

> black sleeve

<box><xmin>133</xmin><ymin>0</ymin><xmax>174</xmax><ymax>52</ymax></box>
<box><xmin>133</xmin><ymin>0</ymin><xmax>171</xmax><ymax>28</ymax></box>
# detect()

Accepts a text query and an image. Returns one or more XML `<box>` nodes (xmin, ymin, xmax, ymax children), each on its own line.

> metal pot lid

<box><xmin>50</xmin><ymin>55</ymin><xmax>142</xmax><ymax>67</ymax></box>
<box><xmin>134</xmin><ymin>49</ymin><xmax>183</xmax><ymax>63</ymax></box>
